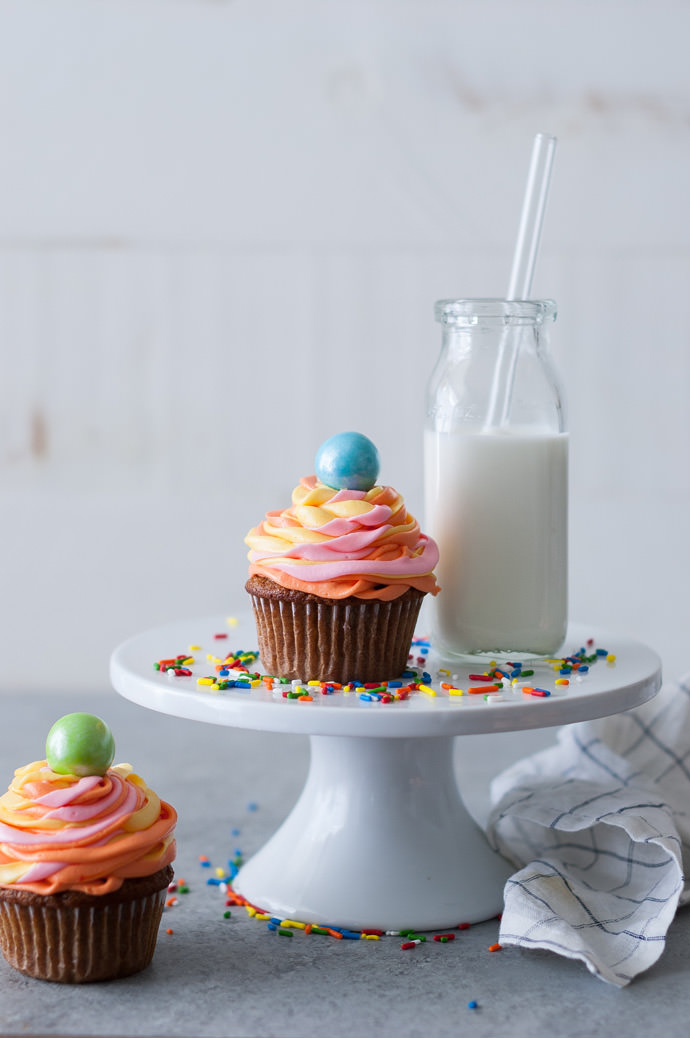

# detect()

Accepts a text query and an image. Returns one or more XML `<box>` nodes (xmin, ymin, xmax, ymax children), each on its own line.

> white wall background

<box><xmin>1</xmin><ymin>0</ymin><xmax>688</xmax><ymax>692</ymax></box>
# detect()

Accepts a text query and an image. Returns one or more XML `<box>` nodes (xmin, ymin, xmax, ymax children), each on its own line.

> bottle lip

<box><xmin>434</xmin><ymin>298</ymin><xmax>557</xmax><ymax>325</ymax></box>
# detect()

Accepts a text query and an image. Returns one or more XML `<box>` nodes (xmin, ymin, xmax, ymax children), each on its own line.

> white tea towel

<box><xmin>485</xmin><ymin>674</ymin><xmax>690</xmax><ymax>986</ymax></box>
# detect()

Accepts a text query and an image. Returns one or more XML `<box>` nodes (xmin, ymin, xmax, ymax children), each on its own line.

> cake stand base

<box><xmin>233</xmin><ymin>734</ymin><xmax>512</xmax><ymax>931</ymax></box>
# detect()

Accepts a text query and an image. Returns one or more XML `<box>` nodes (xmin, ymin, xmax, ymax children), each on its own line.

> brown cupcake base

<box><xmin>246</xmin><ymin>575</ymin><xmax>424</xmax><ymax>684</ymax></box>
<box><xmin>0</xmin><ymin>865</ymin><xmax>173</xmax><ymax>983</ymax></box>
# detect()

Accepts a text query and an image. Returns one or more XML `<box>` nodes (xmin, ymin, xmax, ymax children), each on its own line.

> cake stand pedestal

<box><xmin>110</xmin><ymin>617</ymin><xmax>661</xmax><ymax>931</ymax></box>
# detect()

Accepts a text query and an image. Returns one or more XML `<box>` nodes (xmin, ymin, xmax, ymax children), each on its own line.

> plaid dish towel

<box><xmin>485</xmin><ymin>674</ymin><xmax>690</xmax><ymax>986</ymax></box>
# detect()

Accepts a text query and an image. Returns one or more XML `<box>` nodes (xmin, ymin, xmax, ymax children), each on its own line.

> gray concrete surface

<box><xmin>0</xmin><ymin>693</ymin><xmax>689</xmax><ymax>1038</ymax></box>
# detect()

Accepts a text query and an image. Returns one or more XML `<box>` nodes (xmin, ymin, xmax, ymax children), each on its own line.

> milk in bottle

<box><xmin>424</xmin><ymin>299</ymin><xmax>567</xmax><ymax>660</ymax></box>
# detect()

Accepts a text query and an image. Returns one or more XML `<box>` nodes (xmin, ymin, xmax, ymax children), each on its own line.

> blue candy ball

<box><xmin>315</xmin><ymin>432</ymin><xmax>380</xmax><ymax>491</ymax></box>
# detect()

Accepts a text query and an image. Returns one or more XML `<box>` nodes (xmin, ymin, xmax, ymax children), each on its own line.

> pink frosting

<box><xmin>256</xmin><ymin>534</ymin><xmax>438</xmax><ymax>584</ymax></box>
<box><xmin>42</xmin><ymin>779</ymin><xmax>125</xmax><ymax>823</ymax></box>
<box><xmin>18</xmin><ymin>861</ymin><xmax>62</xmax><ymax>882</ymax></box>
<box><xmin>253</xmin><ymin>526</ymin><xmax>387</xmax><ymax>561</ymax></box>
<box><xmin>0</xmin><ymin>777</ymin><xmax>138</xmax><ymax>846</ymax></box>
<box><xmin>35</xmin><ymin>775</ymin><xmax>103</xmax><ymax>808</ymax></box>
<box><xmin>315</xmin><ymin>512</ymin><xmax>393</xmax><ymax>536</ymax></box>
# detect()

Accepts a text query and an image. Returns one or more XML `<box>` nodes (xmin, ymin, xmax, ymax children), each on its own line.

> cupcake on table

<box><xmin>0</xmin><ymin>713</ymin><xmax>176</xmax><ymax>983</ymax></box>
<box><xmin>245</xmin><ymin>432</ymin><xmax>440</xmax><ymax>684</ymax></box>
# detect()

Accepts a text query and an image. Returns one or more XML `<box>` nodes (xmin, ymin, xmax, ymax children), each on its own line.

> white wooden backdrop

<box><xmin>1</xmin><ymin>0</ymin><xmax>688</xmax><ymax>692</ymax></box>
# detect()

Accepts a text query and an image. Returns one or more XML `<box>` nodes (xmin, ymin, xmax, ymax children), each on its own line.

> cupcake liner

<box><xmin>0</xmin><ymin>872</ymin><xmax>170</xmax><ymax>983</ymax></box>
<box><xmin>248</xmin><ymin>584</ymin><xmax>424</xmax><ymax>683</ymax></box>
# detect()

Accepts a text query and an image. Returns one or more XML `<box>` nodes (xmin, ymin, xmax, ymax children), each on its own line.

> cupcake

<box><xmin>0</xmin><ymin>713</ymin><xmax>176</xmax><ymax>983</ymax></box>
<box><xmin>245</xmin><ymin>432</ymin><xmax>440</xmax><ymax>683</ymax></box>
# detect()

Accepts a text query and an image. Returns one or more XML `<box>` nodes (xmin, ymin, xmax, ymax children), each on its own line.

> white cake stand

<box><xmin>110</xmin><ymin>616</ymin><xmax>661</xmax><ymax>931</ymax></box>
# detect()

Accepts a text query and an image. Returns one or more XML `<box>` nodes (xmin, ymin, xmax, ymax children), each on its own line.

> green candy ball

<box><xmin>45</xmin><ymin>713</ymin><xmax>116</xmax><ymax>777</ymax></box>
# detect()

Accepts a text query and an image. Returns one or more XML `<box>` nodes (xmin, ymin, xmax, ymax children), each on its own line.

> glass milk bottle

<box><xmin>424</xmin><ymin>298</ymin><xmax>567</xmax><ymax>661</ymax></box>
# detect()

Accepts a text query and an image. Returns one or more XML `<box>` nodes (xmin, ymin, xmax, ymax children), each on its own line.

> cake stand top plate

<box><xmin>110</xmin><ymin>615</ymin><xmax>662</xmax><ymax>738</ymax></box>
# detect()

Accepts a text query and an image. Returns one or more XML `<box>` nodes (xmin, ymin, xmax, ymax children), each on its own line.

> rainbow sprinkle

<box><xmin>154</xmin><ymin>636</ymin><xmax>614</xmax><ymax>706</ymax></box>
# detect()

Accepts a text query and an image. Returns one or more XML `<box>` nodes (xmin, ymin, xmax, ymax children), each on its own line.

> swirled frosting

<box><xmin>0</xmin><ymin>761</ymin><xmax>176</xmax><ymax>896</ymax></box>
<box><xmin>246</xmin><ymin>475</ymin><xmax>440</xmax><ymax>601</ymax></box>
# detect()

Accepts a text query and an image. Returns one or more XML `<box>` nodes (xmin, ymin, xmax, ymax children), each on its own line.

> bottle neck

<box><xmin>430</xmin><ymin>314</ymin><xmax>565</xmax><ymax>434</ymax></box>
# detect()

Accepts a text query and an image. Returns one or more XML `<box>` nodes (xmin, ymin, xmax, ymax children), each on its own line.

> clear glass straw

<box><xmin>485</xmin><ymin>133</ymin><xmax>557</xmax><ymax>428</ymax></box>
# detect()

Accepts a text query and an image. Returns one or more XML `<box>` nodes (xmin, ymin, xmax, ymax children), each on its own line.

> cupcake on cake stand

<box><xmin>111</xmin><ymin>434</ymin><xmax>661</xmax><ymax>930</ymax></box>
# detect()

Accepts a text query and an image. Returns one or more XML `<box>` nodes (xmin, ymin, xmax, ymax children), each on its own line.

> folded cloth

<box><xmin>485</xmin><ymin>674</ymin><xmax>690</xmax><ymax>986</ymax></box>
